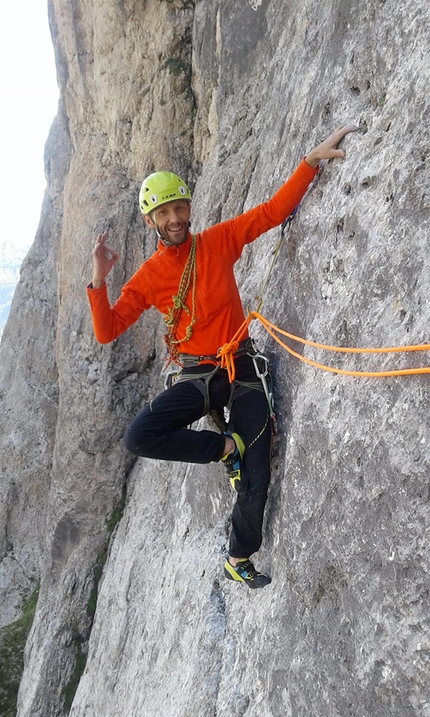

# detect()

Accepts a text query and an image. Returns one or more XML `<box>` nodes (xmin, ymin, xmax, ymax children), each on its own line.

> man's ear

<box><xmin>143</xmin><ymin>213</ymin><xmax>156</xmax><ymax>229</ymax></box>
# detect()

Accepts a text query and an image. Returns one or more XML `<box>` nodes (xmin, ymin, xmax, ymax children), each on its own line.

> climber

<box><xmin>87</xmin><ymin>125</ymin><xmax>358</xmax><ymax>589</ymax></box>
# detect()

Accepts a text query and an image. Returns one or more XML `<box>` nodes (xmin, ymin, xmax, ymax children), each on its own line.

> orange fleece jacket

<box><xmin>87</xmin><ymin>159</ymin><xmax>317</xmax><ymax>357</ymax></box>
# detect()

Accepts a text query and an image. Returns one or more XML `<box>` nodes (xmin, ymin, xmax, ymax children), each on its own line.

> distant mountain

<box><xmin>0</xmin><ymin>242</ymin><xmax>29</xmax><ymax>336</ymax></box>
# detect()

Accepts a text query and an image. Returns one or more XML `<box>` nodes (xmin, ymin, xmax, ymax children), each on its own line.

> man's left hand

<box><xmin>305</xmin><ymin>125</ymin><xmax>360</xmax><ymax>168</ymax></box>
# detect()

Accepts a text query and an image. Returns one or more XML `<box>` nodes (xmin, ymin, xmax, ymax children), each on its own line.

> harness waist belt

<box><xmin>179</xmin><ymin>338</ymin><xmax>254</xmax><ymax>366</ymax></box>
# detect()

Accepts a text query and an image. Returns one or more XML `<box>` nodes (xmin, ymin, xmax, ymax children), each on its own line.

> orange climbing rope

<box><xmin>216</xmin><ymin>316</ymin><xmax>254</xmax><ymax>382</ymax></box>
<box><xmin>215</xmin><ymin>172</ymin><xmax>430</xmax><ymax>381</ymax></box>
<box><xmin>217</xmin><ymin>312</ymin><xmax>430</xmax><ymax>382</ymax></box>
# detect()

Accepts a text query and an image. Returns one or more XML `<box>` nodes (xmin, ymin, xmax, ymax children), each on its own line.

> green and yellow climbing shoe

<box><xmin>224</xmin><ymin>558</ymin><xmax>272</xmax><ymax>589</ymax></box>
<box><xmin>221</xmin><ymin>432</ymin><xmax>246</xmax><ymax>492</ymax></box>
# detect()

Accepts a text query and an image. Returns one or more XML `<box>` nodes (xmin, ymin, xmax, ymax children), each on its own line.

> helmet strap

<box><xmin>156</xmin><ymin>225</ymin><xmax>174</xmax><ymax>247</ymax></box>
<box><xmin>146</xmin><ymin>208</ymin><xmax>191</xmax><ymax>247</ymax></box>
<box><xmin>156</xmin><ymin>221</ymin><xmax>191</xmax><ymax>247</ymax></box>
<box><xmin>148</xmin><ymin>215</ymin><xmax>169</xmax><ymax>245</ymax></box>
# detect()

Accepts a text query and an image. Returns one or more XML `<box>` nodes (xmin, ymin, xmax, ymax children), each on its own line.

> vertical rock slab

<box><xmin>9</xmin><ymin>1</ymin><xmax>197</xmax><ymax>715</ymax></box>
<box><xmin>0</xmin><ymin>0</ymin><xmax>426</xmax><ymax>715</ymax></box>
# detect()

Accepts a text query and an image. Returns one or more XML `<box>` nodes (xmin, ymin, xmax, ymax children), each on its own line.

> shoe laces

<box><xmin>236</xmin><ymin>559</ymin><xmax>258</xmax><ymax>579</ymax></box>
<box><xmin>223</xmin><ymin>446</ymin><xmax>239</xmax><ymax>471</ymax></box>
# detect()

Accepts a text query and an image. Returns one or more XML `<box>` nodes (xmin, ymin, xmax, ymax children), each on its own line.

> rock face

<box><xmin>0</xmin><ymin>0</ymin><xmax>428</xmax><ymax>715</ymax></box>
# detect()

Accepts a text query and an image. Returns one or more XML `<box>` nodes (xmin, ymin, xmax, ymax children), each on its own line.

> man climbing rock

<box><xmin>87</xmin><ymin>125</ymin><xmax>357</xmax><ymax>588</ymax></box>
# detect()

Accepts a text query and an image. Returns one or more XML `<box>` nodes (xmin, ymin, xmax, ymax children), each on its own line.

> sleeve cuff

<box><xmin>87</xmin><ymin>282</ymin><xmax>106</xmax><ymax>291</ymax></box>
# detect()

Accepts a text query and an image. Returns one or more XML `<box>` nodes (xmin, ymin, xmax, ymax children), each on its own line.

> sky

<box><xmin>0</xmin><ymin>0</ymin><xmax>58</xmax><ymax>259</ymax></box>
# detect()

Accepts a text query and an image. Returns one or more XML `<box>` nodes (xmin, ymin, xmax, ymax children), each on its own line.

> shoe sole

<box><xmin>229</xmin><ymin>432</ymin><xmax>245</xmax><ymax>492</ymax></box>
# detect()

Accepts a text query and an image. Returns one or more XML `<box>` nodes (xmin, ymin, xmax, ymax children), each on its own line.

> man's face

<box><xmin>144</xmin><ymin>199</ymin><xmax>191</xmax><ymax>246</ymax></box>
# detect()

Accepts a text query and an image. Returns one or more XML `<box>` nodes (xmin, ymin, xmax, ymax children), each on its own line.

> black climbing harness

<box><xmin>163</xmin><ymin>338</ymin><xmax>277</xmax><ymax>435</ymax></box>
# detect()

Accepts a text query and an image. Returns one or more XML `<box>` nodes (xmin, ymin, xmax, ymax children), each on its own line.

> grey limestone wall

<box><xmin>0</xmin><ymin>0</ymin><xmax>428</xmax><ymax>715</ymax></box>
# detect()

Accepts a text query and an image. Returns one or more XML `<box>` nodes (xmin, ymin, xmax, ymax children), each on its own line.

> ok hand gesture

<box><xmin>91</xmin><ymin>231</ymin><xmax>119</xmax><ymax>289</ymax></box>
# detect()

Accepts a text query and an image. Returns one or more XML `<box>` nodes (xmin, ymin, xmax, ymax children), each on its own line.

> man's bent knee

<box><xmin>123</xmin><ymin>409</ymin><xmax>154</xmax><ymax>456</ymax></box>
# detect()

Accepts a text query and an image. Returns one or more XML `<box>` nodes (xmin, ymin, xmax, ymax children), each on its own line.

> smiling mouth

<box><xmin>158</xmin><ymin>224</ymin><xmax>188</xmax><ymax>246</ymax></box>
<box><xmin>166</xmin><ymin>225</ymin><xmax>186</xmax><ymax>237</ymax></box>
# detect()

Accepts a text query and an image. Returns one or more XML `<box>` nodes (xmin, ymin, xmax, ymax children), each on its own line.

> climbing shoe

<box><xmin>221</xmin><ymin>432</ymin><xmax>245</xmax><ymax>492</ymax></box>
<box><xmin>224</xmin><ymin>558</ymin><xmax>272</xmax><ymax>589</ymax></box>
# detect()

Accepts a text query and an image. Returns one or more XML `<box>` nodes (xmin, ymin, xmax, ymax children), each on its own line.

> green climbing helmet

<box><xmin>139</xmin><ymin>171</ymin><xmax>191</xmax><ymax>215</ymax></box>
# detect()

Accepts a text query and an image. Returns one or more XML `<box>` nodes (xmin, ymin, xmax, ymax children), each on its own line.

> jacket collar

<box><xmin>156</xmin><ymin>231</ymin><xmax>192</xmax><ymax>256</ymax></box>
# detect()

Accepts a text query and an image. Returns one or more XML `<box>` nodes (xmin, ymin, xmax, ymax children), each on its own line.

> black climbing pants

<box><xmin>124</xmin><ymin>354</ymin><xmax>272</xmax><ymax>558</ymax></box>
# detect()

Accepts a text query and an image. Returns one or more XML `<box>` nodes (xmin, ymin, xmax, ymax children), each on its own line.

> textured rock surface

<box><xmin>0</xmin><ymin>0</ymin><xmax>428</xmax><ymax>715</ymax></box>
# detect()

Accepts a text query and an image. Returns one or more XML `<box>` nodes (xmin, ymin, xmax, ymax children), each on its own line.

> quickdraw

<box><xmin>251</xmin><ymin>353</ymin><xmax>277</xmax><ymax>436</ymax></box>
<box><xmin>254</xmin><ymin>205</ymin><xmax>299</xmax><ymax>314</ymax></box>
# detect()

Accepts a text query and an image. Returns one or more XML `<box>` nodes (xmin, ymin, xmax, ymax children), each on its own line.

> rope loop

<box><xmin>216</xmin><ymin>314</ymin><xmax>254</xmax><ymax>382</ymax></box>
<box><xmin>217</xmin><ymin>340</ymin><xmax>240</xmax><ymax>382</ymax></box>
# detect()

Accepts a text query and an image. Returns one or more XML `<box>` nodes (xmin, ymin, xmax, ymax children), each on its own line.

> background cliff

<box><xmin>0</xmin><ymin>0</ymin><xmax>429</xmax><ymax>715</ymax></box>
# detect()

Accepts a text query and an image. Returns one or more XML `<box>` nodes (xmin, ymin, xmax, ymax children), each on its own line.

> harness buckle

<box><xmin>163</xmin><ymin>367</ymin><xmax>181</xmax><ymax>390</ymax></box>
